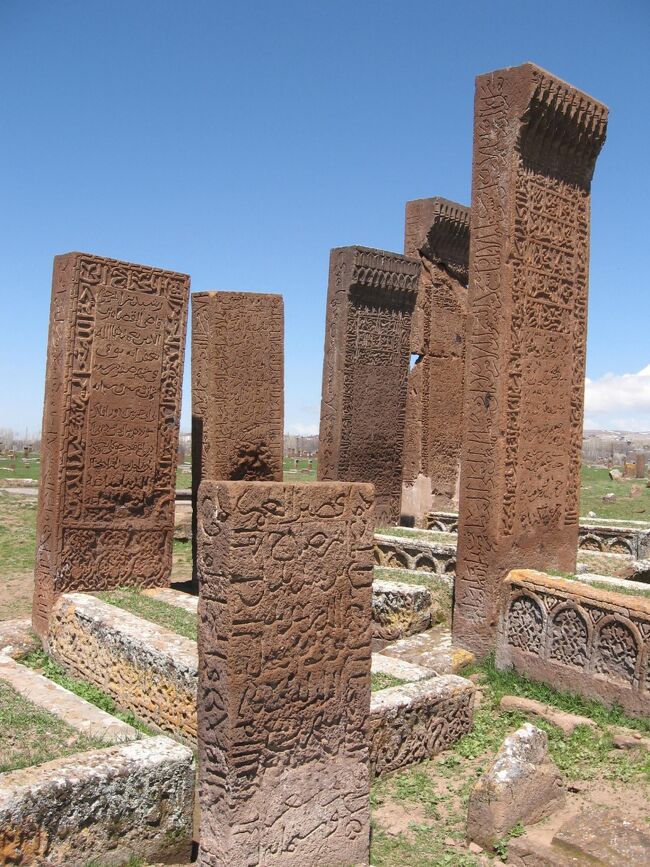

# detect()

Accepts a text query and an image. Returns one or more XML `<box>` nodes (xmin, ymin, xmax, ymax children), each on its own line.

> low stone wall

<box><xmin>496</xmin><ymin>569</ymin><xmax>650</xmax><ymax>718</ymax></box>
<box><xmin>0</xmin><ymin>736</ymin><xmax>194</xmax><ymax>866</ymax></box>
<box><xmin>372</xmin><ymin>579</ymin><xmax>432</xmax><ymax>641</ymax></box>
<box><xmin>424</xmin><ymin>511</ymin><xmax>458</xmax><ymax>533</ymax></box>
<box><xmin>374</xmin><ymin>534</ymin><xmax>456</xmax><ymax>580</ymax></box>
<box><xmin>48</xmin><ymin>593</ymin><xmax>198</xmax><ymax>740</ymax></box>
<box><xmin>369</xmin><ymin>675</ymin><xmax>475</xmax><ymax>777</ymax></box>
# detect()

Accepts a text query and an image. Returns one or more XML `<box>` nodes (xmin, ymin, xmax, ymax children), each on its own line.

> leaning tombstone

<box><xmin>318</xmin><ymin>246</ymin><xmax>419</xmax><ymax>526</ymax></box>
<box><xmin>402</xmin><ymin>197</ymin><xmax>469</xmax><ymax>525</ymax></box>
<box><xmin>454</xmin><ymin>63</ymin><xmax>608</xmax><ymax>657</ymax></box>
<box><xmin>33</xmin><ymin>253</ymin><xmax>190</xmax><ymax>637</ymax></box>
<box><xmin>196</xmin><ymin>479</ymin><xmax>374</xmax><ymax>866</ymax></box>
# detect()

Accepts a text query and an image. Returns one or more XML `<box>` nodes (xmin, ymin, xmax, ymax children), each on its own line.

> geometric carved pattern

<box><xmin>33</xmin><ymin>253</ymin><xmax>189</xmax><ymax>636</ymax></box>
<box><xmin>455</xmin><ymin>63</ymin><xmax>608</xmax><ymax>657</ymax></box>
<box><xmin>549</xmin><ymin>607</ymin><xmax>589</xmax><ymax>669</ymax></box>
<box><xmin>506</xmin><ymin>595</ymin><xmax>544</xmax><ymax>653</ymax></box>
<box><xmin>593</xmin><ymin>620</ymin><xmax>638</xmax><ymax>685</ymax></box>
<box><xmin>196</xmin><ymin>480</ymin><xmax>374</xmax><ymax>867</ymax></box>
<box><xmin>497</xmin><ymin>570</ymin><xmax>649</xmax><ymax>717</ymax></box>
<box><xmin>191</xmin><ymin>291</ymin><xmax>284</xmax><ymax>581</ymax></box>
<box><xmin>402</xmin><ymin>198</ymin><xmax>469</xmax><ymax>524</ymax></box>
<box><xmin>318</xmin><ymin>247</ymin><xmax>419</xmax><ymax>526</ymax></box>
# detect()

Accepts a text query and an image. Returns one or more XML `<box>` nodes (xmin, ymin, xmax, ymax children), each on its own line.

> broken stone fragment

<box><xmin>499</xmin><ymin>695</ymin><xmax>597</xmax><ymax>736</ymax></box>
<box><xmin>553</xmin><ymin>806</ymin><xmax>650</xmax><ymax>865</ymax></box>
<box><xmin>466</xmin><ymin>723</ymin><xmax>565</xmax><ymax>850</ymax></box>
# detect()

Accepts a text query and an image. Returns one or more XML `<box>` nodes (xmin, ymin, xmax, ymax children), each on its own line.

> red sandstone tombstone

<box><xmin>454</xmin><ymin>63</ymin><xmax>608</xmax><ymax>657</ymax></box>
<box><xmin>636</xmin><ymin>453</ymin><xmax>646</xmax><ymax>479</ymax></box>
<box><xmin>196</xmin><ymin>480</ymin><xmax>374</xmax><ymax>867</ymax></box>
<box><xmin>191</xmin><ymin>291</ymin><xmax>284</xmax><ymax>579</ymax></box>
<box><xmin>33</xmin><ymin>253</ymin><xmax>189</xmax><ymax>636</ymax></box>
<box><xmin>318</xmin><ymin>246</ymin><xmax>419</xmax><ymax>526</ymax></box>
<box><xmin>402</xmin><ymin>198</ymin><xmax>469</xmax><ymax>526</ymax></box>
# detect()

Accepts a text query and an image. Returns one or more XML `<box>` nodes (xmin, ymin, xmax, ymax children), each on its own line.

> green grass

<box><xmin>371</xmin><ymin>671</ymin><xmax>406</xmax><ymax>692</ymax></box>
<box><xmin>0</xmin><ymin>680</ymin><xmax>106</xmax><ymax>773</ymax></box>
<box><xmin>97</xmin><ymin>586</ymin><xmax>197</xmax><ymax>640</ymax></box>
<box><xmin>283</xmin><ymin>457</ymin><xmax>318</xmax><ymax>482</ymax></box>
<box><xmin>21</xmin><ymin>649</ymin><xmax>152</xmax><ymax>734</ymax></box>
<box><xmin>370</xmin><ymin>655</ymin><xmax>649</xmax><ymax>865</ymax></box>
<box><xmin>0</xmin><ymin>455</ymin><xmax>41</xmax><ymax>482</ymax></box>
<box><xmin>551</xmin><ymin>570</ymin><xmax>650</xmax><ymax>602</ymax></box>
<box><xmin>0</xmin><ymin>490</ymin><xmax>37</xmax><ymax>572</ymax></box>
<box><xmin>580</xmin><ymin>464</ymin><xmax>650</xmax><ymax>522</ymax></box>
<box><xmin>176</xmin><ymin>466</ymin><xmax>191</xmax><ymax>489</ymax></box>
<box><xmin>376</xmin><ymin>526</ymin><xmax>455</xmax><ymax>543</ymax></box>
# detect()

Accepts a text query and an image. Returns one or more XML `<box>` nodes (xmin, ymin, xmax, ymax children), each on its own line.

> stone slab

<box><xmin>553</xmin><ymin>807</ymin><xmax>650</xmax><ymax>866</ymax></box>
<box><xmin>0</xmin><ymin>654</ymin><xmax>139</xmax><ymax>743</ymax></box>
<box><xmin>33</xmin><ymin>253</ymin><xmax>189</xmax><ymax>636</ymax></box>
<box><xmin>48</xmin><ymin>593</ymin><xmax>198</xmax><ymax>739</ymax></box>
<box><xmin>144</xmin><ymin>585</ymin><xmax>199</xmax><ymax>613</ymax></box>
<box><xmin>196</xmin><ymin>481</ymin><xmax>374</xmax><ymax>867</ymax></box>
<box><xmin>0</xmin><ymin>618</ymin><xmax>39</xmax><ymax>659</ymax></box>
<box><xmin>496</xmin><ymin>569</ymin><xmax>650</xmax><ymax>718</ymax></box>
<box><xmin>0</xmin><ymin>736</ymin><xmax>194</xmax><ymax>866</ymax></box>
<box><xmin>369</xmin><ymin>675</ymin><xmax>474</xmax><ymax>777</ymax></box>
<box><xmin>370</xmin><ymin>652</ymin><xmax>434</xmax><ymax>682</ymax></box>
<box><xmin>372</xmin><ymin>578</ymin><xmax>432</xmax><ymax>641</ymax></box>
<box><xmin>379</xmin><ymin>624</ymin><xmax>474</xmax><ymax>674</ymax></box>
<box><xmin>455</xmin><ymin>64</ymin><xmax>608</xmax><ymax>657</ymax></box>
<box><xmin>318</xmin><ymin>246</ymin><xmax>419</xmax><ymax>526</ymax></box>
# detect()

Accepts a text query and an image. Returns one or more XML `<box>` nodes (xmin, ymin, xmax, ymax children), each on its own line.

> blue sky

<box><xmin>1</xmin><ymin>0</ymin><xmax>649</xmax><ymax>435</ymax></box>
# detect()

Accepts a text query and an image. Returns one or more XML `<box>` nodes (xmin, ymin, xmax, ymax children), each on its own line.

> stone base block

<box><xmin>379</xmin><ymin>624</ymin><xmax>474</xmax><ymax>674</ymax></box>
<box><xmin>372</xmin><ymin>579</ymin><xmax>432</xmax><ymax>641</ymax></box>
<box><xmin>369</xmin><ymin>675</ymin><xmax>475</xmax><ymax>777</ymax></box>
<box><xmin>0</xmin><ymin>736</ymin><xmax>194</xmax><ymax>866</ymax></box>
<box><xmin>48</xmin><ymin>593</ymin><xmax>198</xmax><ymax>739</ymax></box>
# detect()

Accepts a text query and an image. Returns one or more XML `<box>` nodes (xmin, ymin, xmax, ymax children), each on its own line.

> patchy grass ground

<box><xmin>371</xmin><ymin>672</ymin><xmax>406</xmax><ymax>692</ymax></box>
<box><xmin>283</xmin><ymin>457</ymin><xmax>318</xmax><ymax>482</ymax></box>
<box><xmin>580</xmin><ymin>464</ymin><xmax>650</xmax><ymax>522</ymax></box>
<box><xmin>370</xmin><ymin>656</ymin><xmax>650</xmax><ymax>865</ymax></box>
<box><xmin>176</xmin><ymin>466</ymin><xmax>191</xmax><ymax>490</ymax></box>
<box><xmin>172</xmin><ymin>539</ymin><xmax>192</xmax><ymax>582</ymax></box>
<box><xmin>0</xmin><ymin>491</ymin><xmax>37</xmax><ymax>619</ymax></box>
<box><xmin>97</xmin><ymin>587</ymin><xmax>197</xmax><ymax>640</ymax></box>
<box><xmin>0</xmin><ymin>455</ymin><xmax>41</xmax><ymax>483</ymax></box>
<box><xmin>0</xmin><ymin>680</ymin><xmax>106</xmax><ymax>773</ymax></box>
<box><xmin>21</xmin><ymin>649</ymin><xmax>152</xmax><ymax>734</ymax></box>
<box><xmin>375</xmin><ymin>566</ymin><xmax>453</xmax><ymax>626</ymax></box>
<box><xmin>377</xmin><ymin>526</ymin><xmax>455</xmax><ymax>544</ymax></box>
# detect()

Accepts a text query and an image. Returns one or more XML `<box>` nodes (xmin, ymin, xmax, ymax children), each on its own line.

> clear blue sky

<box><xmin>1</xmin><ymin>0</ymin><xmax>649</xmax><ymax>435</ymax></box>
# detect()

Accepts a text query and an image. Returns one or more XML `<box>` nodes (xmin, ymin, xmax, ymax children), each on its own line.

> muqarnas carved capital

<box><xmin>454</xmin><ymin>63</ymin><xmax>608</xmax><ymax>658</ymax></box>
<box><xmin>402</xmin><ymin>198</ymin><xmax>469</xmax><ymax>523</ymax></box>
<box><xmin>196</xmin><ymin>480</ymin><xmax>374</xmax><ymax>867</ymax></box>
<box><xmin>33</xmin><ymin>253</ymin><xmax>189</xmax><ymax>636</ymax></box>
<box><xmin>318</xmin><ymin>246</ymin><xmax>419</xmax><ymax>527</ymax></box>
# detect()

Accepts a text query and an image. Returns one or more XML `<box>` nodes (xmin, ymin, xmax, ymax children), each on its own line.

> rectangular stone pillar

<box><xmin>636</xmin><ymin>453</ymin><xmax>646</xmax><ymax>479</ymax></box>
<box><xmin>197</xmin><ymin>480</ymin><xmax>374</xmax><ymax>867</ymax></box>
<box><xmin>191</xmin><ymin>292</ymin><xmax>284</xmax><ymax>578</ymax></box>
<box><xmin>454</xmin><ymin>63</ymin><xmax>608</xmax><ymax>657</ymax></box>
<box><xmin>318</xmin><ymin>246</ymin><xmax>419</xmax><ymax>527</ymax></box>
<box><xmin>33</xmin><ymin>253</ymin><xmax>189</xmax><ymax>636</ymax></box>
<box><xmin>402</xmin><ymin>198</ymin><xmax>469</xmax><ymax>525</ymax></box>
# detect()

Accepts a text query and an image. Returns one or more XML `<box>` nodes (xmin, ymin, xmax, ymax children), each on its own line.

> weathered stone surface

<box><xmin>499</xmin><ymin>695</ymin><xmax>596</xmax><ymax>736</ymax></box>
<box><xmin>197</xmin><ymin>481</ymin><xmax>374</xmax><ymax>867</ymax></box>
<box><xmin>144</xmin><ymin>585</ymin><xmax>199</xmax><ymax>613</ymax></box>
<box><xmin>402</xmin><ymin>198</ymin><xmax>469</xmax><ymax>525</ymax></box>
<box><xmin>496</xmin><ymin>569</ymin><xmax>650</xmax><ymax>718</ymax></box>
<box><xmin>0</xmin><ymin>736</ymin><xmax>194</xmax><ymax>866</ymax></box>
<box><xmin>48</xmin><ymin>593</ymin><xmax>198</xmax><ymax>739</ymax></box>
<box><xmin>374</xmin><ymin>533</ymin><xmax>456</xmax><ymax>582</ymax></box>
<box><xmin>455</xmin><ymin>64</ymin><xmax>608</xmax><ymax>657</ymax></box>
<box><xmin>553</xmin><ymin>807</ymin><xmax>650</xmax><ymax>865</ymax></box>
<box><xmin>0</xmin><ymin>618</ymin><xmax>39</xmax><ymax>659</ymax></box>
<box><xmin>380</xmin><ymin>624</ymin><xmax>474</xmax><ymax>674</ymax></box>
<box><xmin>0</xmin><ymin>654</ymin><xmax>139</xmax><ymax>743</ymax></box>
<box><xmin>318</xmin><ymin>246</ymin><xmax>419</xmax><ymax>526</ymax></box>
<box><xmin>371</xmin><ymin>652</ymin><xmax>434</xmax><ymax>683</ymax></box>
<box><xmin>33</xmin><ymin>254</ymin><xmax>189</xmax><ymax>637</ymax></box>
<box><xmin>369</xmin><ymin>675</ymin><xmax>475</xmax><ymax>777</ymax></box>
<box><xmin>372</xmin><ymin>578</ymin><xmax>432</xmax><ymax>642</ymax></box>
<box><xmin>466</xmin><ymin>723</ymin><xmax>565</xmax><ymax>849</ymax></box>
<box><xmin>191</xmin><ymin>291</ymin><xmax>284</xmax><ymax>580</ymax></box>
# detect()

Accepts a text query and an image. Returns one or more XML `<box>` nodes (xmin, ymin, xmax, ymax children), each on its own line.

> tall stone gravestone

<box><xmin>454</xmin><ymin>63</ymin><xmax>608</xmax><ymax>657</ymax></box>
<box><xmin>191</xmin><ymin>291</ymin><xmax>284</xmax><ymax>580</ymax></box>
<box><xmin>197</xmin><ymin>480</ymin><xmax>374</xmax><ymax>866</ymax></box>
<box><xmin>402</xmin><ymin>198</ymin><xmax>469</xmax><ymax>525</ymax></box>
<box><xmin>33</xmin><ymin>253</ymin><xmax>189</xmax><ymax>636</ymax></box>
<box><xmin>636</xmin><ymin>452</ymin><xmax>646</xmax><ymax>479</ymax></box>
<box><xmin>318</xmin><ymin>246</ymin><xmax>419</xmax><ymax>526</ymax></box>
